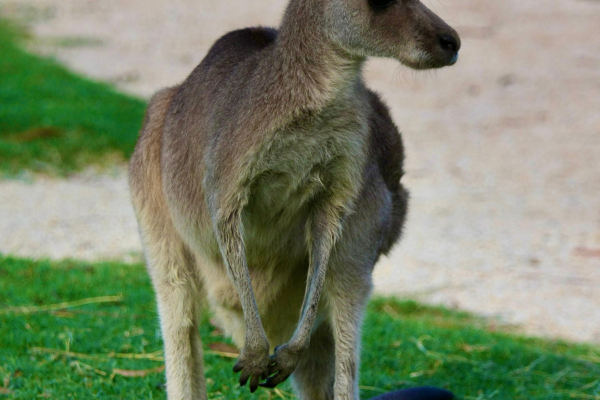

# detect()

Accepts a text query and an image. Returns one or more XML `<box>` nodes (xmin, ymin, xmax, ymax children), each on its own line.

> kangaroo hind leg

<box><xmin>144</xmin><ymin>228</ymin><xmax>207</xmax><ymax>400</ymax></box>
<box><xmin>291</xmin><ymin>321</ymin><xmax>336</xmax><ymax>400</ymax></box>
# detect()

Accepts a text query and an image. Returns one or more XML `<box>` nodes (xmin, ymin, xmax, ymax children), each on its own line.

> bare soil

<box><xmin>1</xmin><ymin>0</ymin><xmax>599</xmax><ymax>342</ymax></box>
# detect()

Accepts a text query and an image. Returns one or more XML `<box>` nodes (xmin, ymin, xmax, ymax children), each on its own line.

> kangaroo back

<box><xmin>129</xmin><ymin>87</ymin><xmax>179</xmax><ymax>228</ymax></box>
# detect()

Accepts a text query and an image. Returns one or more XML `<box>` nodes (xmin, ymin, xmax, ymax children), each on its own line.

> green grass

<box><xmin>0</xmin><ymin>255</ymin><xmax>599</xmax><ymax>399</ymax></box>
<box><xmin>0</xmin><ymin>22</ymin><xmax>146</xmax><ymax>177</ymax></box>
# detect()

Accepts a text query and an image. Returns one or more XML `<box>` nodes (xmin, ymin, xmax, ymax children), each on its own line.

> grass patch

<box><xmin>0</xmin><ymin>255</ymin><xmax>599</xmax><ymax>399</ymax></box>
<box><xmin>0</xmin><ymin>21</ymin><xmax>146</xmax><ymax>177</ymax></box>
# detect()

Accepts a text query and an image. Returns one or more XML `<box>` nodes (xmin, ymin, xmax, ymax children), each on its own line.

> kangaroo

<box><xmin>129</xmin><ymin>0</ymin><xmax>459</xmax><ymax>399</ymax></box>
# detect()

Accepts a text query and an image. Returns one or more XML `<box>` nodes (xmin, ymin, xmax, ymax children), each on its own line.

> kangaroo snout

<box><xmin>438</xmin><ymin>35</ymin><xmax>459</xmax><ymax>54</ymax></box>
<box><xmin>410</xmin><ymin>3</ymin><xmax>461</xmax><ymax>69</ymax></box>
<box><xmin>438</xmin><ymin>31</ymin><xmax>461</xmax><ymax>65</ymax></box>
<box><xmin>329</xmin><ymin>0</ymin><xmax>461</xmax><ymax>70</ymax></box>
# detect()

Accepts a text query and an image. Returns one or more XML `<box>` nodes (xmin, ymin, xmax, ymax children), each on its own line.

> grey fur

<box><xmin>129</xmin><ymin>0</ymin><xmax>459</xmax><ymax>399</ymax></box>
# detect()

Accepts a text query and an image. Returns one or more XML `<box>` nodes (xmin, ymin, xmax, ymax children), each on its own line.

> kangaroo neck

<box><xmin>270</xmin><ymin>0</ymin><xmax>366</xmax><ymax>112</ymax></box>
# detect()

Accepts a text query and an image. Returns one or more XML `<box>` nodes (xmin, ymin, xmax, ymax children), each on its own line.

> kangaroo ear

<box><xmin>368</xmin><ymin>387</ymin><xmax>454</xmax><ymax>400</ymax></box>
<box><xmin>368</xmin><ymin>0</ymin><xmax>395</xmax><ymax>9</ymax></box>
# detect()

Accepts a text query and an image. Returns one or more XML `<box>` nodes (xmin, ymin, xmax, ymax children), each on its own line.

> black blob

<box><xmin>369</xmin><ymin>0</ymin><xmax>395</xmax><ymax>10</ymax></box>
<box><xmin>369</xmin><ymin>387</ymin><xmax>454</xmax><ymax>400</ymax></box>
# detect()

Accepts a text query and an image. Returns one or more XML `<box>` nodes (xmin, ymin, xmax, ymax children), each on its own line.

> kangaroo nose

<box><xmin>438</xmin><ymin>34</ymin><xmax>460</xmax><ymax>53</ymax></box>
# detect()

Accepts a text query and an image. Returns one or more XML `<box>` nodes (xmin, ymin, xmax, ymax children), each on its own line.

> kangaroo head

<box><xmin>324</xmin><ymin>0</ymin><xmax>461</xmax><ymax>69</ymax></box>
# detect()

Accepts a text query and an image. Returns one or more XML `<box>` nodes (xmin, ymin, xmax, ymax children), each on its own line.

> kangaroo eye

<box><xmin>369</xmin><ymin>0</ymin><xmax>395</xmax><ymax>9</ymax></box>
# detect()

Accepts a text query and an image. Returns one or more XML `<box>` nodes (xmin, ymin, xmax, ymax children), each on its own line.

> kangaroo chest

<box><xmin>243</xmin><ymin>104</ymin><xmax>369</xmax><ymax>253</ymax></box>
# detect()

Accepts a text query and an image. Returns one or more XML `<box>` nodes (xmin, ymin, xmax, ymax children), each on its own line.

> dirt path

<box><xmin>1</xmin><ymin>0</ymin><xmax>600</xmax><ymax>342</ymax></box>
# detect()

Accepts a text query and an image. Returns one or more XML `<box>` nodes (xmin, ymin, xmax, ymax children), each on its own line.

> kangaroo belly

<box><xmin>205</xmin><ymin>168</ymin><xmax>325</xmax><ymax>348</ymax></box>
<box><xmin>209</xmin><ymin>259</ymin><xmax>309</xmax><ymax>350</ymax></box>
<box><xmin>207</xmin><ymin>240</ymin><xmax>309</xmax><ymax>350</ymax></box>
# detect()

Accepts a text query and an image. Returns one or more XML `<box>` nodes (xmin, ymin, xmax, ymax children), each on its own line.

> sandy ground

<box><xmin>1</xmin><ymin>0</ymin><xmax>600</xmax><ymax>342</ymax></box>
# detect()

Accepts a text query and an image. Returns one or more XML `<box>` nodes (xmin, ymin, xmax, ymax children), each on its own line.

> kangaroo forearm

<box><xmin>214</xmin><ymin>212</ymin><xmax>267</xmax><ymax>342</ymax></box>
<box><xmin>225</xmin><ymin>247</ymin><xmax>263</xmax><ymax>330</ymax></box>
<box><xmin>293</xmin><ymin>259</ymin><xmax>328</xmax><ymax>345</ymax></box>
<box><xmin>292</xmin><ymin>211</ymin><xmax>340</xmax><ymax>347</ymax></box>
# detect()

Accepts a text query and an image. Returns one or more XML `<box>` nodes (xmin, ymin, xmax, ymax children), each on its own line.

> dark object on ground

<box><xmin>370</xmin><ymin>387</ymin><xmax>454</xmax><ymax>400</ymax></box>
